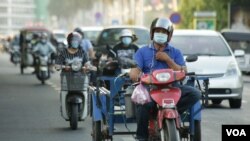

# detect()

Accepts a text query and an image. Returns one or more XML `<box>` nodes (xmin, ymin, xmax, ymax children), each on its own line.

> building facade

<box><xmin>0</xmin><ymin>0</ymin><xmax>36</xmax><ymax>36</ymax></box>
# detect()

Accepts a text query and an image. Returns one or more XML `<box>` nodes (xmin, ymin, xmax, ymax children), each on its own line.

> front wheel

<box><xmin>40</xmin><ymin>71</ymin><xmax>47</xmax><ymax>84</ymax></box>
<box><xmin>20</xmin><ymin>64</ymin><xmax>24</xmax><ymax>74</ymax></box>
<box><xmin>161</xmin><ymin>119</ymin><xmax>180</xmax><ymax>141</ymax></box>
<box><xmin>70</xmin><ymin>104</ymin><xmax>78</xmax><ymax>130</ymax></box>
<box><xmin>229</xmin><ymin>99</ymin><xmax>242</xmax><ymax>109</ymax></box>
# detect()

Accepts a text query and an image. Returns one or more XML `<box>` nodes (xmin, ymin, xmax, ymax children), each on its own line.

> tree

<box><xmin>177</xmin><ymin>0</ymin><xmax>250</xmax><ymax>31</ymax></box>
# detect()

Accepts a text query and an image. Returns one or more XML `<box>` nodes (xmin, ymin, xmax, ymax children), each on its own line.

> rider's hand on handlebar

<box><xmin>64</xmin><ymin>66</ymin><xmax>71</xmax><ymax>71</ymax></box>
<box><xmin>129</xmin><ymin>68</ymin><xmax>141</xmax><ymax>82</ymax></box>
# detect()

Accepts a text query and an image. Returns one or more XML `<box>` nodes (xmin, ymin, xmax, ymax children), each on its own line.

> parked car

<box><xmin>94</xmin><ymin>25</ymin><xmax>151</xmax><ymax>52</ymax></box>
<box><xmin>80</xmin><ymin>26</ymin><xmax>103</xmax><ymax>46</ymax></box>
<box><xmin>170</xmin><ymin>29</ymin><xmax>243</xmax><ymax>108</ymax></box>
<box><xmin>221</xmin><ymin>30</ymin><xmax>250</xmax><ymax>74</ymax></box>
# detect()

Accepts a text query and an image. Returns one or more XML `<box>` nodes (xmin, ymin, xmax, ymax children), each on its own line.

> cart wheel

<box><xmin>190</xmin><ymin>120</ymin><xmax>201</xmax><ymax>141</ymax></box>
<box><xmin>20</xmin><ymin>64</ymin><xmax>24</xmax><ymax>74</ymax></box>
<box><xmin>92</xmin><ymin>120</ymin><xmax>102</xmax><ymax>141</ymax></box>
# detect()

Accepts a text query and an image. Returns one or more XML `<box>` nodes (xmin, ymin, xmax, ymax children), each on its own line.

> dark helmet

<box><xmin>150</xmin><ymin>17</ymin><xmax>174</xmax><ymax>42</ymax></box>
<box><xmin>73</xmin><ymin>27</ymin><xmax>84</xmax><ymax>38</ymax></box>
<box><xmin>67</xmin><ymin>31</ymin><xmax>82</xmax><ymax>48</ymax></box>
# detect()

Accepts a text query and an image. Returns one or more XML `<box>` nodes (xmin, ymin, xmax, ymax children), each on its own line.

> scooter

<box><xmin>34</xmin><ymin>53</ymin><xmax>51</xmax><ymax>84</ymax></box>
<box><xmin>135</xmin><ymin>55</ymin><xmax>206</xmax><ymax>141</ymax></box>
<box><xmin>10</xmin><ymin>45</ymin><xmax>21</xmax><ymax>65</ymax></box>
<box><xmin>137</xmin><ymin>68</ymin><xmax>184</xmax><ymax>141</ymax></box>
<box><xmin>58</xmin><ymin>60</ymin><xmax>95</xmax><ymax>130</ymax></box>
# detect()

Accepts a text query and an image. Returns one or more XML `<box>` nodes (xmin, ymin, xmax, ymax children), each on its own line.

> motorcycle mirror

<box><xmin>95</xmin><ymin>51</ymin><xmax>102</xmax><ymax>60</ymax></box>
<box><xmin>186</xmin><ymin>55</ymin><xmax>198</xmax><ymax>62</ymax></box>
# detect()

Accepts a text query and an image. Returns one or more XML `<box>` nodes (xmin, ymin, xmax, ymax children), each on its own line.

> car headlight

<box><xmin>224</xmin><ymin>61</ymin><xmax>238</xmax><ymax>76</ymax></box>
<box><xmin>155</xmin><ymin>72</ymin><xmax>171</xmax><ymax>82</ymax></box>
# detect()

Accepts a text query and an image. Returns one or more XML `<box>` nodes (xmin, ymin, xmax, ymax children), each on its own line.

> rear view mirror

<box><xmin>234</xmin><ymin>49</ymin><xmax>245</xmax><ymax>57</ymax></box>
<box><xmin>95</xmin><ymin>51</ymin><xmax>102</xmax><ymax>60</ymax></box>
<box><xmin>186</xmin><ymin>55</ymin><xmax>198</xmax><ymax>62</ymax></box>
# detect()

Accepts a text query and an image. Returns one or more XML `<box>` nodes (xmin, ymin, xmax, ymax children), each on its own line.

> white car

<box><xmin>80</xmin><ymin>26</ymin><xmax>104</xmax><ymax>46</ymax></box>
<box><xmin>221</xmin><ymin>30</ymin><xmax>250</xmax><ymax>74</ymax></box>
<box><xmin>171</xmin><ymin>29</ymin><xmax>243</xmax><ymax>108</ymax></box>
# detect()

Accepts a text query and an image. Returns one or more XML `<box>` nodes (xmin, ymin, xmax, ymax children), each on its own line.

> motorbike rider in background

<box><xmin>129</xmin><ymin>17</ymin><xmax>202</xmax><ymax>141</ymax></box>
<box><xmin>74</xmin><ymin>27</ymin><xmax>95</xmax><ymax>60</ymax></box>
<box><xmin>112</xmin><ymin>29</ymin><xmax>139</xmax><ymax>61</ymax></box>
<box><xmin>105</xmin><ymin>29</ymin><xmax>139</xmax><ymax>75</ymax></box>
<box><xmin>32</xmin><ymin>32</ymin><xmax>57</xmax><ymax>73</ymax></box>
<box><xmin>9</xmin><ymin>35</ymin><xmax>20</xmax><ymax>63</ymax></box>
<box><xmin>55</xmin><ymin>31</ymin><xmax>89</xmax><ymax>72</ymax></box>
<box><xmin>101</xmin><ymin>29</ymin><xmax>139</xmax><ymax>89</ymax></box>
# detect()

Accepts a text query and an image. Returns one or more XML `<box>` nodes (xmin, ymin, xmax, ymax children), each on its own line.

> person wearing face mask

<box><xmin>106</xmin><ymin>29</ymin><xmax>139</xmax><ymax>72</ymax></box>
<box><xmin>74</xmin><ymin>27</ymin><xmax>95</xmax><ymax>60</ymax></box>
<box><xmin>55</xmin><ymin>31</ymin><xmax>89</xmax><ymax>72</ymax></box>
<box><xmin>32</xmin><ymin>32</ymin><xmax>57</xmax><ymax>73</ymax></box>
<box><xmin>112</xmin><ymin>29</ymin><xmax>139</xmax><ymax>60</ymax></box>
<box><xmin>129</xmin><ymin>17</ymin><xmax>202</xmax><ymax>141</ymax></box>
<box><xmin>101</xmin><ymin>29</ymin><xmax>139</xmax><ymax>89</ymax></box>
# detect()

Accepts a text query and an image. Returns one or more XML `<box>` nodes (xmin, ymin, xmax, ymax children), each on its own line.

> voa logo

<box><xmin>226</xmin><ymin>129</ymin><xmax>246</xmax><ymax>136</ymax></box>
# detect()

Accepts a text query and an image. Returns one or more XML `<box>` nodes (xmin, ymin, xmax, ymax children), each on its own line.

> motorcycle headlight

<box><xmin>72</xmin><ymin>61</ymin><xmax>82</xmax><ymax>71</ymax></box>
<box><xmin>155</xmin><ymin>72</ymin><xmax>171</xmax><ymax>82</ymax></box>
<box><xmin>224</xmin><ymin>61</ymin><xmax>238</xmax><ymax>76</ymax></box>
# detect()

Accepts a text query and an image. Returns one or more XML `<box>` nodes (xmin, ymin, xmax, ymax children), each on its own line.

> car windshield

<box><xmin>222</xmin><ymin>32</ymin><xmax>250</xmax><ymax>53</ymax></box>
<box><xmin>170</xmin><ymin>35</ymin><xmax>231</xmax><ymax>56</ymax></box>
<box><xmin>84</xmin><ymin>30</ymin><xmax>101</xmax><ymax>42</ymax></box>
<box><xmin>54</xmin><ymin>33</ymin><xmax>65</xmax><ymax>39</ymax></box>
<box><xmin>97</xmin><ymin>28</ymin><xmax>150</xmax><ymax>47</ymax></box>
<box><xmin>227</xmin><ymin>40</ymin><xmax>250</xmax><ymax>53</ymax></box>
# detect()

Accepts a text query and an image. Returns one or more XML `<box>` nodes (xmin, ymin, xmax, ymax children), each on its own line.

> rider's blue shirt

<box><xmin>134</xmin><ymin>43</ymin><xmax>186</xmax><ymax>74</ymax></box>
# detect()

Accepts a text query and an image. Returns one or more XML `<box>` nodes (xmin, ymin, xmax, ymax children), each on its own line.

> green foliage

<box><xmin>177</xmin><ymin>0</ymin><xmax>233</xmax><ymax>30</ymax></box>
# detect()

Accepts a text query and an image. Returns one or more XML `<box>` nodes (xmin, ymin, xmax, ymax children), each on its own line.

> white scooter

<box><xmin>35</xmin><ymin>53</ymin><xmax>51</xmax><ymax>84</ymax></box>
<box><xmin>57</xmin><ymin>60</ymin><xmax>95</xmax><ymax>130</ymax></box>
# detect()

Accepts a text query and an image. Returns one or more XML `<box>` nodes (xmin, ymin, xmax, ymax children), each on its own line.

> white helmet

<box><xmin>120</xmin><ymin>29</ymin><xmax>133</xmax><ymax>38</ymax></box>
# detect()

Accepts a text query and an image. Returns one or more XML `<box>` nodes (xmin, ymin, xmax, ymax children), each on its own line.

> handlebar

<box><xmin>186</xmin><ymin>72</ymin><xmax>195</xmax><ymax>76</ymax></box>
<box><xmin>55</xmin><ymin>65</ymin><xmax>97</xmax><ymax>72</ymax></box>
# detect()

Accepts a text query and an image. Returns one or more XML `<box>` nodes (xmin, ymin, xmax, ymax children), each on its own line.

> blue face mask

<box><xmin>122</xmin><ymin>37</ymin><xmax>132</xmax><ymax>46</ymax></box>
<box><xmin>41</xmin><ymin>39</ymin><xmax>46</xmax><ymax>43</ymax></box>
<box><xmin>153</xmin><ymin>33</ymin><xmax>168</xmax><ymax>44</ymax></box>
<box><xmin>71</xmin><ymin>40</ymin><xmax>79</xmax><ymax>49</ymax></box>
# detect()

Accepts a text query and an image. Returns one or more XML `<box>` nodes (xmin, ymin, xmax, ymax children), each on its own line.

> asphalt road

<box><xmin>0</xmin><ymin>52</ymin><xmax>250</xmax><ymax>141</ymax></box>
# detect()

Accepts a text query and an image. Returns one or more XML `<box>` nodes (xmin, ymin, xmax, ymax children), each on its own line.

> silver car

<box><xmin>171</xmin><ymin>29</ymin><xmax>243</xmax><ymax>108</ymax></box>
<box><xmin>221</xmin><ymin>30</ymin><xmax>250</xmax><ymax>74</ymax></box>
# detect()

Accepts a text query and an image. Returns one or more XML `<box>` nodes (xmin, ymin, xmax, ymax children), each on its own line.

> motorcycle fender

<box><xmin>67</xmin><ymin>97</ymin><xmax>82</xmax><ymax>104</ymax></box>
<box><xmin>158</xmin><ymin>109</ymin><xmax>179</xmax><ymax>129</ymax></box>
<box><xmin>150</xmin><ymin>88</ymin><xmax>181</xmax><ymax>107</ymax></box>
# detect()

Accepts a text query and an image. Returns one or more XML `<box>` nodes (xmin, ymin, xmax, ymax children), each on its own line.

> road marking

<box><xmin>47</xmin><ymin>80</ymin><xmax>61</xmax><ymax>93</ymax></box>
<box><xmin>242</xmin><ymin>100</ymin><xmax>248</xmax><ymax>103</ymax></box>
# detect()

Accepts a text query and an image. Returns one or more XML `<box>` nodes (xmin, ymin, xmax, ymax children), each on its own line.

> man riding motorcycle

<box><xmin>32</xmin><ymin>32</ymin><xmax>57</xmax><ymax>73</ymax></box>
<box><xmin>129</xmin><ymin>17</ymin><xmax>202</xmax><ymax>141</ymax></box>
